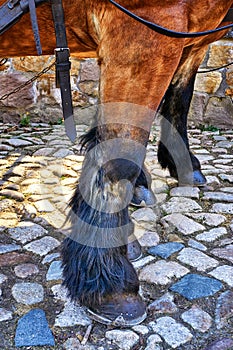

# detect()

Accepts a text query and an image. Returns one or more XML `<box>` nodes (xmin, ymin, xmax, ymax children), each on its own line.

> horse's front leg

<box><xmin>62</xmin><ymin>119</ymin><xmax>149</xmax><ymax>326</ymax></box>
<box><xmin>158</xmin><ymin>46</ymin><xmax>208</xmax><ymax>186</ymax></box>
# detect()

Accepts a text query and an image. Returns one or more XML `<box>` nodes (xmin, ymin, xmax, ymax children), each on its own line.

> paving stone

<box><xmin>54</xmin><ymin>301</ymin><xmax>91</xmax><ymax>327</ymax></box>
<box><xmin>0</xmin><ymin>273</ymin><xmax>7</xmax><ymax>284</ymax></box>
<box><xmin>211</xmin><ymin>244</ymin><xmax>233</xmax><ymax>263</ymax></box>
<box><xmin>53</xmin><ymin>148</ymin><xmax>74</xmax><ymax>158</ymax></box>
<box><xmin>219</xmin><ymin>174</ymin><xmax>233</xmax><ymax>183</ymax></box>
<box><xmin>150</xmin><ymin>316</ymin><xmax>193</xmax><ymax>348</ymax></box>
<box><xmin>206</xmin><ymin>175</ymin><xmax>220</xmax><ymax>185</ymax></box>
<box><xmin>139</xmin><ymin>260</ymin><xmax>189</xmax><ymax>285</ymax></box>
<box><xmin>46</xmin><ymin>260</ymin><xmax>63</xmax><ymax>281</ymax></box>
<box><xmin>209</xmin><ymin>265</ymin><xmax>233</xmax><ymax>287</ymax></box>
<box><xmin>132</xmin><ymin>325</ymin><xmax>149</xmax><ymax>335</ymax></box>
<box><xmin>0</xmin><ymin>252</ymin><xmax>31</xmax><ymax>267</ymax></box>
<box><xmin>144</xmin><ymin>334</ymin><xmax>162</xmax><ymax>350</ymax></box>
<box><xmin>148</xmin><ymin>242</ymin><xmax>184</xmax><ymax>259</ymax></box>
<box><xmin>51</xmin><ymin>284</ymin><xmax>69</xmax><ymax>302</ymax></box>
<box><xmin>5</xmin><ymin>138</ymin><xmax>33</xmax><ymax>147</ymax></box>
<box><xmin>188</xmin><ymin>239</ymin><xmax>207</xmax><ymax>251</ymax></box>
<box><xmin>105</xmin><ymin>329</ymin><xmax>139</xmax><ymax>350</ymax></box>
<box><xmin>177</xmin><ymin>248</ymin><xmax>219</xmax><ymax>271</ymax></box>
<box><xmin>188</xmin><ymin>213</ymin><xmax>226</xmax><ymax>226</ymax></box>
<box><xmin>137</xmin><ymin>231</ymin><xmax>160</xmax><ymax>247</ymax></box>
<box><xmin>181</xmin><ymin>305</ymin><xmax>212</xmax><ymax>332</ymax></box>
<box><xmin>215</xmin><ymin>291</ymin><xmax>233</xmax><ymax>329</ymax></box>
<box><xmin>34</xmin><ymin>199</ymin><xmax>56</xmax><ymax>212</ymax></box>
<box><xmin>170</xmin><ymin>186</ymin><xmax>200</xmax><ymax>198</ymax></box>
<box><xmin>161</xmin><ymin>213</ymin><xmax>205</xmax><ymax>234</ymax></box>
<box><xmin>132</xmin><ymin>255</ymin><xmax>156</xmax><ymax>270</ymax></box>
<box><xmin>24</xmin><ymin>236</ymin><xmax>60</xmax><ymax>256</ymax></box>
<box><xmin>0</xmin><ymin>198</ymin><xmax>14</xmax><ymax>211</ymax></box>
<box><xmin>14</xmin><ymin>263</ymin><xmax>39</xmax><ymax>278</ymax></box>
<box><xmin>131</xmin><ymin>208</ymin><xmax>158</xmax><ymax>229</ymax></box>
<box><xmin>203</xmin><ymin>338</ymin><xmax>233</xmax><ymax>350</ymax></box>
<box><xmin>42</xmin><ymin>252</ymin><xmax>61</xmax><ymax>264</ymax></box>
<box><xmin>148</xmin><ymin>293</ymin><xmax>178</xmax><ymax>314</ymax></box>
<box><xmin>202</xmin><ymin>191</ymin><xmax>233</xmax><ymax>202</ymax></box>
<box><xmin>0</xmin><ymin>189</ymin><xmax>24</xmax><ymax>201</ymax></box>
<box><xmin>0</xmin><ymin>244</ymin><xmax>21</xmax><ymax>254</ymax></box>
<box><xmin>12</xmin><ymin>282</ymin><xmax>44</xmax><ymax>304</ymax></box>
<box><xmin>63</xmin><ymin>337</ymin><xmax>84</xmax><ymax>350</ymax></box>
<box><xmin>170</xmin><ymin>274</ymin><xmax>223</xmax><ymax>300</ymax></box>
<box><xmin>8</xmin><ymin>221</ymin><xmax>47</xmax><ymax>243</ymax></box>
<box><xmin>196</xmin><ymin>227</ymin><xmax>227</xmax><ymax>242</ymax></box>
<box><xmin>0</xmin><ymin>308</ymin><xmax>13</xmax><ymax>322</ymax></box>
<box><xmin>220</xmin><ymin>187</ymin><xmax>233</xmax><ymax>193</ymax></box>
<box><xmin>161</xmin><ymin>197</ymin><xmax>202</xmax><ymax>214</ymax></box>
<box><xmin>33</xmin><ymin>148</ymin><xmax>56</xmax><ymax>156</ymax></box>
<box><xmin>15</xmin><ymin>309</ymin><xmax>55</xmax><ymax>347</ymax></box>
<box><xmin>211</xmin><ymin>203</ymin><xmax>233</xmax><ymax>214</ymax></box>
<box><xmin>215</xmin><ymin>141</ymin><xmax>232</xmax><ymax>148</ymax></box>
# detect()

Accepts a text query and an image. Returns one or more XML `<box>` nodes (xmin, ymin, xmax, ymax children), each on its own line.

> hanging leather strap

<box><xmin>50</xmin><ymin>0</ymin><xmax>77</xmax><ymax>142</ymax></box>
<box><xmin>0</xmin><ymin>0</ymin><xmax>45</xmax><ymax>35</ymax></box>
<box><xmin>28</xmin><ymin>0</ymin><xmax>42</xmax><ymax>55</ymax></box>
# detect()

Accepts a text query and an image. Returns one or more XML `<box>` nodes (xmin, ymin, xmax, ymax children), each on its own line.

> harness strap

<box><xmin>50</xmin><ymin>0</ymin><xmax>77</xmax><ymax>142</ymax></box>
<box><xmin>0</xmin><ymin>0</ymin><xmax>45</xmax><ymax>35</ymax></box>
<box><xmin>109</xmin><ymin>0</ymin><xmax>233</xmax><ymax>38</ymax></box>
<box><xmin>28</xmin><ymin>0</ymin><xmax>42</xmax><ymax>55</ymax></box>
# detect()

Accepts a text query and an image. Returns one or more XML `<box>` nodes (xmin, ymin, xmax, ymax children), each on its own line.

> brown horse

<box><xmin>0</xmin><ymin>0</ymin><xmax>232</xmax><ymax>326</ymax></box>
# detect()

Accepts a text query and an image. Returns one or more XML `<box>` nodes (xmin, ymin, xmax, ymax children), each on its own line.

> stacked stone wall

<box><xmin>189</xmin><ymin>37</ymin><xmax>233</xmax><ymax>129</ymax></box>
<box><xmin>0</xmin><ymin>36</ymin><xmax>232</xmax><ymax>128</ymax></box>
<box><xmin>0</xmin><ymin>56</ymin><xmax>100</xmax><ymax>125</ymax></box>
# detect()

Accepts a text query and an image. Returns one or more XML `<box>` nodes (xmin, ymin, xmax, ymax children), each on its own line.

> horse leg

<box><xmin>62</xmin><ymin>4</ymin><xmax>185</xmax><ymax>325</ymax></box>
<box><xmin>62</xmin><ymin>122</ymin><xmax>148</xmax><ymax>326</ymax></box>
<box><xmin>158</xmin><ymin>46</ymin><xmax>208</xmax><ymax>186</ymax></box>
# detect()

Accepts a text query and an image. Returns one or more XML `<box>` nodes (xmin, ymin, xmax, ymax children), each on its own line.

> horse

<box><xmin>0</xmin><ymin>0</ymin><xmax>232</xmax><ymax>326</ymax></box>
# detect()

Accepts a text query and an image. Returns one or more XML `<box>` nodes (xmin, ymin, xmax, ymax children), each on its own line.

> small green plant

<box><xmin>199</xmin><ymin>124</ymin><xmax>219</xmax><ymax>132</ymax></box>
<box><xmin>57</xmin><ymin>118</ymin><xmax>64</xmax><ymax>125</ymax></box>
<box><xmin>20</xmin><ymin>112</ymin><xmax>31</xmax><ymax>127</ymax></box>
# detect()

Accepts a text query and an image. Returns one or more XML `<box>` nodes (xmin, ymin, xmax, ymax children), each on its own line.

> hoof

<box><xmin>193</xmin><ymin>170</ymin><xmax>207</xmax><ymax>186</ymax></box>
<box><xmin>131</xmin><ymin>185</ymin><xmax>156</xmax><ymax>207</ymax></box>
<box><xmin>179</xmin><ymin>170</ymin><xmax>207</xmax><ymax>187</ymax></box>
<box><xmin>127</xmin><ymin>238</ymin><xmax>142</xmax><ymax>262</ymax></box>
<box><xmin>86</xmin><ymin>293</ymin><xmax>147</xmax><ymax>327</ymax></box>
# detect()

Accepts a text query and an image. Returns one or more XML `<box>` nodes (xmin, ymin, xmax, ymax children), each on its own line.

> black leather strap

<box><xmin>0</xmin><ymin>0</ymin><xmax>45</xmax><ymax>34</ymax></box>
<box><xmin>109</xmin><ymin>0</ymin><xmax>233</xmax><ymax>38</ymax></box>
<box><xmin>51</xmin><ymin>0</ymin><xmax>77</xmax><ymax>142</ymax></box>
<box><xmin>28</xmin><ymin>0</ymin><xmax>42</xmax><ymax>55</ymax></box>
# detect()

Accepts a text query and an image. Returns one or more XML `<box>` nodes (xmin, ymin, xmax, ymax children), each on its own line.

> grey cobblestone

<box><xmin>0</xmin><ymin>123</ymin><xmax>233</xmax><ymax>349</ymax></box>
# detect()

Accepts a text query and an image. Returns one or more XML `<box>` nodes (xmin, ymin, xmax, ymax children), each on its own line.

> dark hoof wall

<box><xmin>179</xmin><ymin>170</ymin><xmax>207</xmax><ymax>187</ymax></box>
<box><xmin>127</xmin><ymin>238</ymin><xmax>142</xmax><ymax>262</ymax></box>
<box><xmin>131</xmin><ymin>185</ymin><xmax>156</xmax><ymax>207</ymax></box>
<box><xmin>86</xmin><ymin>293</ymin><xmax>147</xmax><ymax>327</ymax></box>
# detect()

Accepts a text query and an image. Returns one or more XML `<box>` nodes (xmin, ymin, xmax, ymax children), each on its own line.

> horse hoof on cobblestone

<box><xmin>131</xmin><ymin>185</ymin><xmax>156</xmax><ymax>207</ymax></box>
<box><xmin>86</xmin><ymin>293</ymin><xmax>147</xmax><ymax>327</ymax></box>
<box><xmin>127</xmin><ymin>237</ymin><xmax>142</xmax><ymax>262</ymax></box>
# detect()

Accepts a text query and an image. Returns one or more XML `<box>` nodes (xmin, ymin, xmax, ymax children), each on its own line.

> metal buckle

<box><xmin>8</xmin><ymin>0</ymin><xmax>20</xmax><ymax>9</ymax></box>
<box><xmin>54</xmin><ymin>47</ymin><xmax>70</xmax><ymax>55</ymax></box>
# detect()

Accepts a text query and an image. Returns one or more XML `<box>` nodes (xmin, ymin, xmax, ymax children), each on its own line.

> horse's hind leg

<box><xmin>158</xmin><ymin>46</ymin><xmax>208</xmax><ymax>186</ymax></box>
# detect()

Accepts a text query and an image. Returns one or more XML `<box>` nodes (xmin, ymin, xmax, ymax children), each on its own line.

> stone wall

<box><xmin>0</xmin><ymin>56</ymin><xmax>100</xmax><ymax>126</ymax></box>
<box><xmin>0</xmin><ymin>36</ymin><xmax>232</xmax><ymax>128</ymax></box>
<box><xmin>189</xmin><ymin>37</ymin><xmax>233</xmax><ymax>129</ymax></box>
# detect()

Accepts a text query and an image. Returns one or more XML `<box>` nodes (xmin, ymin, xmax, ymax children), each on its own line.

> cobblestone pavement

<box><xmin>0</xmin><ymin>122</ymin><xmax>233</xmax><ymax>350</ymax></box>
